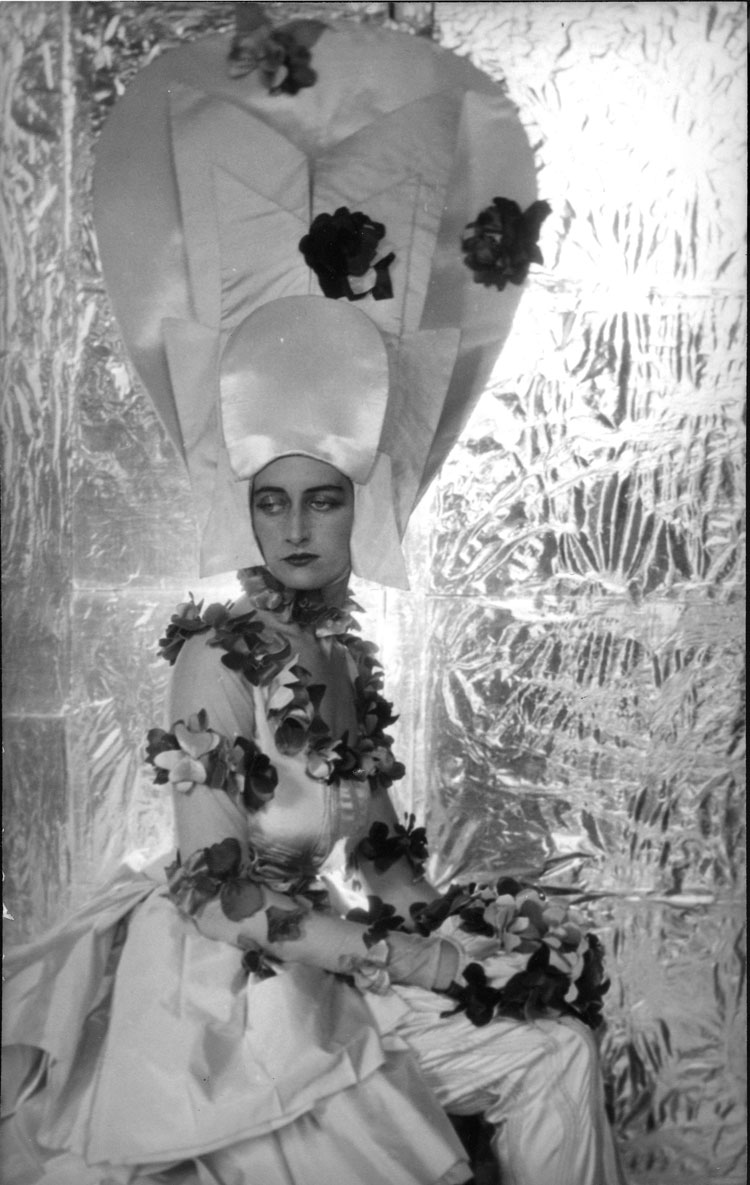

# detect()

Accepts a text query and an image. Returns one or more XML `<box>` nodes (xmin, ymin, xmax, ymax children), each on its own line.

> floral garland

<box><xmin>146</xmin><ymin>709</ymin><xmax>278</xmax><ymax>811</ymax></box>
<box><xmin>154</xmin><ymin>579</ymin><xmax>406</xmax><ymax>798</ymax></box>
<box><xmin>165</xmin><ymin>836</ymin><xmax>327</xmax><ymax>985</ymax></box>
<box><xmin>152</xmin><ymin>589</ymin><xmax>608</xmax><ymax>1026</ymax></box>
<box><xmin>166</xmin><ymin>836</ymin><xmax>328</xmax><ymax>921</ymax></box>
<box><xmin>344</xmin><ymin>875</ymin><xmax>608</xmax><ymax>1030</ymax></box>
<box><xmin>165</xmin><ymin>836</ymin><xmax>392</xmax><ymax>989</ymax></box>
<box><xmin>419</xmin><ymin>877</ymin><xmax>608</xmax><ymax>1030</ymax></box>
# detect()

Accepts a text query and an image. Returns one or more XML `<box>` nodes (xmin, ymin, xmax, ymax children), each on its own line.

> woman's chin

<box><xmin>269</xmin><ymin>564</ymin><xmax>351</xmax><ymax>597</ymax></box>
<box><xmin>279</xmin><ymin>570</ymin><xmax>321</xmax><ymax>590</ymax></box>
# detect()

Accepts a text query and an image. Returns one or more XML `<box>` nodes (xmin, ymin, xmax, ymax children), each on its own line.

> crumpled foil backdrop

<box><xmin>1</xmin><ymin>4</ymin><xmax>745</xmax><ymax>1183</ymax></box>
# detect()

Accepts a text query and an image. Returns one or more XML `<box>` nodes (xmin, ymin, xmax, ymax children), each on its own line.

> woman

<box><xmin>4</xmin><ymin>19</ymin><xmax>625</xmax><ymax>1184</ymax></box>
<box><xmin>2</xmin><ymin>298</ymin><xmax>625</xmax><ymax>1185</ymax></box>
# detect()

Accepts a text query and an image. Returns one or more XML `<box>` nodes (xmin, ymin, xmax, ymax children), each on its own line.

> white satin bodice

<box><xmin>168</xmin><ymin>598</ymin><xmax>373</xmax><ymax>875</ymax></box>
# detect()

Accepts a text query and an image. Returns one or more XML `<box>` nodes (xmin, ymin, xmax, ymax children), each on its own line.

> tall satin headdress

<box><xmin>93</xmin><ymin>10</ymin><xmax>545</xmax><ymax>587</ymax></box>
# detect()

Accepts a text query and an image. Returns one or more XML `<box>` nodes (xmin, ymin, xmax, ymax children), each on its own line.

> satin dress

<box><xmin>1</xmin><ymin>591</ymin><xmax>626</xmax><ymax>1185</ymax></box>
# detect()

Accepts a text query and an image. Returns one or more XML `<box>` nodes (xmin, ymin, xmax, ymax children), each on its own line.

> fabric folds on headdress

<box><xmin>93</xmin><ymin>22</ymin><xmax>539</xmax><ymax>586</ymax></box>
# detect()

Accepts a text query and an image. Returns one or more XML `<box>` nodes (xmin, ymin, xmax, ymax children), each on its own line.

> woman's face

<box><xmin>251</xmin><ymin>455</ymin><xmax>355</xmax><ymax>591</ymax></box>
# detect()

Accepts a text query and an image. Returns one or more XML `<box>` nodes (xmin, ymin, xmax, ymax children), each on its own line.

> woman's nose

<box><xmin>286</xmin><ymin>506</ymin><xmax>310</xmax><ymax>545</ymax></box>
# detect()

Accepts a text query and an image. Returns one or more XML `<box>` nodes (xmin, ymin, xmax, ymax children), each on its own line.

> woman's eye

<box><xmin>254</xmin><ymin>497</ymin><xmax>286</xmax><ymax>515</ymax></box>
<box><xmin>309</xmin><ymin>497</ymin><xmax>342</xmax><ymax>512</ymax></box>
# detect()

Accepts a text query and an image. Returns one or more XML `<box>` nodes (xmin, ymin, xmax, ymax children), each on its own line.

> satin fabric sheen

<box><xmin>1</xmin><ymin>601</ymin><xmax>624</xmax><ymax>1184</ymax></box>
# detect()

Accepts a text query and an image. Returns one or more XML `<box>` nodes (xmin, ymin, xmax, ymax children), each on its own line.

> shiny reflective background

<box><xmin>1</xmin><ymin>4</ymin><xmax>745</xmax><ymax>1182</ymax></box>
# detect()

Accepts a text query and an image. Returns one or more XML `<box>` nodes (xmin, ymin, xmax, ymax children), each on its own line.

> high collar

<box><xmin>238</xmin><ymin>566</ymin><xmax>360</xmax><ymax>635</ymax></box>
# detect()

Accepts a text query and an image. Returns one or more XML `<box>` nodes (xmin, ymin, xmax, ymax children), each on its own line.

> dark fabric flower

<box><xmin>145</xmin><ymin>727</ymin><xmax>179</xmax><ymax>784</ymax></box>
<box><xmin>442</xmin><ymin>963</ymin><xmax>503</xmax><ymax>1027</ymax></box>
<box><xmin>220</xmin><ymin>877</ymin><xmax>264</xmax><ymax>922</ymax></box>
<box><xmin>462</xmin><ymin>197</ymin><xmax>552</xmax><ymax>290</ymax></box>
<box><xmin>202</xmin><ymin>602</ymin><xmax>232</xmax><ymax>630</ymax></box>
<box><xmin>158</xmin><ymin>596</ymin><xmax>212</xmax><ymax>665</ymax></box>
<box><xmin>346</xmin><ymin>895</ymin><xmax>405</xmax><ymax>948</ymax></box>
<box><xmin>299</xmin><ymin>207</ymin><xmax>395</xmax><ymax>302</ymax></box>
<box><xmin>571</xmin><ymin>934</ymin><xmax>610</xmax><ymax>1030</ymax></box>
<box><xmin>273</xmin><ymin>714</ymin><xmax>309</xmax><ymax>756</ymax></box>
<box><xmin>361</xmin><ymin>691</ymin><xmax>398</xmax><ymax>736</ymax></box>
<box><xmin>212</xmin><ymin>611</ymin><xmax>292</xmax><ymax>686</ymax></box>
<box><xmin>189</xmin><ymin>871</ymin><xmax>225</xmax><ymax>900</ymax></box>
<box><xmin>266</xmin><ymin>904</ymin><xmax>308</xmax><ymax>944</ymax></box>
<box><xmin>228</xmin><ymin>18</ymin><xmax>323</xmax><ymax>96</ymax></box>
<box><xmin>241</xmin><ymin>946</ymin><xmax>278</xmax><ymax>980</ymax></box>
<box><xmin>409</xmin><ymin>884</ymin><xmax>478</xmax><ymax>936</ymax></box>
<box><xmin>355</xmin><ymin>814</ymin><xmax>429</xmax><ymax>874</ymax></box>
<box><xmin>231</xmin><ymin>736</ymin><xmax>278</xmax><ymax>811</ymax></box>
<box><xmin>495</xmin><ymin>945</ymin><xmax>573</xmax><ymax>1021</ymax></box>
<box><xmin>455</xmin><ymin>904</ymin><xmax>497</xmax><ymax>938</ymax></box>
<box><xmin>205</xmin><ymin>837</ymin><xmax>242</xmax><ymax>879</ymax></box>
<box><xmin>331</xmin><ymin>740</ymin><xmax>364</xmax><ymax>782</ymax></box>
<box><xmin>166</xmin><ymin>844</ymin><xmax>241</xmax><ymax>919</ymax></box>
<box><xmin>258</xmin><ymin>29</ymin><xmax>316</xmax><ymax>95</ymax></box>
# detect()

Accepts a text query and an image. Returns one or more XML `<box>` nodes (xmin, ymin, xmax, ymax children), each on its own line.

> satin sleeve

<box><xmin>167</xmin><ymin>631</ymin><xmax>254</xmax><ymax>862</ymax></box>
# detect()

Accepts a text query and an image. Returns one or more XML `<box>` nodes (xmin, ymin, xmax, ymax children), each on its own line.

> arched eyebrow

<box><xmin>252</xmin><ymin>483</ymin><xmax>348</xmax><ymax>496</ymax></box>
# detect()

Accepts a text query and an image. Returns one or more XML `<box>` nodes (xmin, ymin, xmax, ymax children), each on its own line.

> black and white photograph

<box><xmin>1</xmin><ymin>4</ymin><xmax>746</xmax><ymax>1184</ymax></box>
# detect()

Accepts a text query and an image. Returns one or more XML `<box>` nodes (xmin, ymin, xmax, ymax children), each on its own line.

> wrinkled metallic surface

<box><xmin>1</xmin><ymin>3</ymin><xmax>745</xmax><ymax>1182</ymax></box>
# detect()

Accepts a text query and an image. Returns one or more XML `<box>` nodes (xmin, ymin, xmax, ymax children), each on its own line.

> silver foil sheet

<box><xmin>2</xmin><ymin>3</ymin><xmax>745</xmax><ymax>1181</ymax></box>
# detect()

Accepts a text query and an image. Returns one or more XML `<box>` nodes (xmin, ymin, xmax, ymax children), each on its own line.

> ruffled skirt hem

<box><xmin>2</xmin><ymin>868</ymin><xmax>470</xmax><ymax>1185</ymax></box>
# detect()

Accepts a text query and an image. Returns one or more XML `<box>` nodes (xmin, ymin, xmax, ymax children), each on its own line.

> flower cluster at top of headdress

<box><xmin>227</xmin><ymin>5</ymin><xmax>324</xmax><ymax>96</ymax></box>
<box><xmin>224</xmin><ymin>10</ymin><xmax>553</xmax><ymax>302</ymax></box>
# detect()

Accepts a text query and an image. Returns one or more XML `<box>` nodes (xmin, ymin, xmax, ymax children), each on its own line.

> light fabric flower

<box><xmin>267</xmin><ymin>662</ymin><xmax>299</xmax><ymax>713</ymax></box>
<box><xmin>482</xmin><ymin>894</ymin><xmax>518</xmax><ymax>940</ymax></box>
<box><xmin>153</xmin><ymin>711</ymin><xmax>221</xmax><ymax>791</ymax></box>
<box><xmin>476</xmin><ymin>951</ymin><xmax>530</xmax><ymax>990</ymax></box>
<box><xmin>338</xmin><ymin>939</ymin><xmax>391</xmax><ymax>995</ymax></box>
<box><xmin>154</xmin><ymin>752</ymin><xmax>209</xmax><ymax>792</ymax></box>
<box><xmin>306</xmin><ymin>743</ymin><xmax>341</xmax><ymax>782</ymax></box>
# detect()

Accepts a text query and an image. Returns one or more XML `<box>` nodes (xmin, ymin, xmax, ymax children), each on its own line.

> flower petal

<box><xmin>174</xmin><ymin>721</ymin><xmax>219</xmax><ymax>759</ymax></box>
<box><xmin>154</xmin><ymin>750</ymin><xmax>183</xmax><ymax>771</ymax></box>
<box><xmin>267</xmin><ymin>684</ymin><xmax>296</xmax><ymax>712</ymax></box>
<box><xmin>168</xmin><ymin>756</ymin><xmax>208</xmax><ymax>787</ymax></box>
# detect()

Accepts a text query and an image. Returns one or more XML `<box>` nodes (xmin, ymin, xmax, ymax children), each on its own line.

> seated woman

<box><xmin>4</xmin><ymin>17</ymin><xmax>632</xmax><ymax>1181</ymax></box>
<box><xmin>2</xmin><ymin>298</ymin><xmax>626</xmax><ymax>1185</ymax></box>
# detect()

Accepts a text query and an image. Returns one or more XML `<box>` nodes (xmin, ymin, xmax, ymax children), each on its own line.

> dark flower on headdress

<box><xmin>299</xmin><ymin>207</ymin><xmax>395</xmax><ymax>302</ymax></box>
<box><xmin>461</xmin><ymin>197</ymin><xmax>552</xmax><ymax>290</ymax></box>
<box><xmin>228</xmin><ymin>16</ymin><xmax>323</xmax><ymax>96</ymax></box>
<box><xmin>258</xmin><ymin>29</ymin><xmax>316</xmax><ymax>95</ymax></box>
